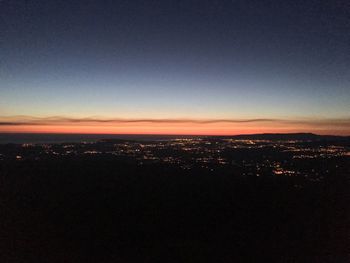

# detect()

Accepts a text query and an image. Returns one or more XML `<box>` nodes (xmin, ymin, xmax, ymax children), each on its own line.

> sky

<box><xmin>1</xmin><ymin>0</ymin><xmax>350</xmax><ymax>135</ymax></box>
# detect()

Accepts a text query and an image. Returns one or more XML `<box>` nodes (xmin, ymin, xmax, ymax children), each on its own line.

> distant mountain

<box><xmin>211</xmin><ymin>133</ymin><xmax>350</xmax><ymax>141</ymax></box>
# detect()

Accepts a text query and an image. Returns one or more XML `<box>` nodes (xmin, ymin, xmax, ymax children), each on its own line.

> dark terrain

<box><xmin>0</xmin><ymin>135</ymin><xmax>349</xmax><ymax>262</ymax></box>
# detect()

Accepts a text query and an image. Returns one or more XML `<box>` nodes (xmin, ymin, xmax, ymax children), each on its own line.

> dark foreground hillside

<box><xmin>0</xmin><ymin>156</ymin><xmax>349</xmax><ymax>262</ymax></box>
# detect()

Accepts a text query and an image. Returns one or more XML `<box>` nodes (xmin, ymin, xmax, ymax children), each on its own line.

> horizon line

<box><xmin>0</xmin><ymin>131</ymin><xmax>349</xmax><ymax>137</ymax></box>
<box><xmin>1</xmin><ymin>115</ymin><xmax>350</xmax><ymax>136</ymax></box>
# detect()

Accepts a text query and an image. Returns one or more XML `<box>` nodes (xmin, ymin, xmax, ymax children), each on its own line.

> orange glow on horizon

<box><xmin>1</xmin><ymin>121</ymin><xmax>349</xmax><ymax>136</ymax></box>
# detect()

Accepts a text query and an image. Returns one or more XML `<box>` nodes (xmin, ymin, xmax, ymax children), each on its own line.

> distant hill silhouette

<box><xmin>212</xmin><ymin>133</ymin><xmax>350</xmax><ymax>141</ymax></box>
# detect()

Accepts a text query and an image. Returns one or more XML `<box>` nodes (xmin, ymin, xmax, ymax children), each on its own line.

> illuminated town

<box><xmin>1</xmin><ymin>136</ymin><xmax>349</xmax><ymax>183</ymax></box>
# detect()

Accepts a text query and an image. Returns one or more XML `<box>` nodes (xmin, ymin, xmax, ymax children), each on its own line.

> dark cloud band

<box><xmin>0</xmin><ymin>116</ymin><xmax>350</xmax><ymax>127</ymax></box>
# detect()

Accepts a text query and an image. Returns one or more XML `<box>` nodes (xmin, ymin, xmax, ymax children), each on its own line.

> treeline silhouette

<box><xmin>0</xmin><ymin>155</ymin><xmax>349</xmax><ymax>262</ymax></box>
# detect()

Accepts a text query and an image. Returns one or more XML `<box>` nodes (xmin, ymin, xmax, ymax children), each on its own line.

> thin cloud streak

<box><xmin>0</xmin><ymin>116</ymin><xmax>350</xmax><ymax>127</ymax></box>
<box><xmin>0</xmin><ymin>121</ymin><xmax>43</xmax><ymax>126</ymax></box>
